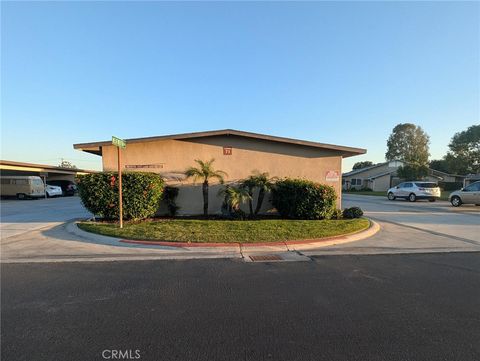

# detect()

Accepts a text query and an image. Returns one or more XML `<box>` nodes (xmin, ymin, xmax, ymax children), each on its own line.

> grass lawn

<box><xmin>344</xmin><ymin>191</ymin><xmax>450</xmax><ymax>201</ymax></box>
<box><xmin>78</xmin><ymin>218</ymin><xmax>370</xmax><ymax>243</ymax></box>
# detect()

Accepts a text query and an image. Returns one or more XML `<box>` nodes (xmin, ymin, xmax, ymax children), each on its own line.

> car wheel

<box><xmin>428</xmin><ymin>198</ymin><xmax>436</xmax><ymax>202</ymax></box>
<box><xmin>408</xmin><ymin>193</ymin><xmax>417</xmax><ymax>202</ymax></box>
<box><xmin>387</xmin><ymin>192</ymin><xmax>396</xmax><ymax>201</ymax></box>
<box><xmin>16</xmin><ymin>193</ymin><xmax>26</xmax><ymax>200</ymax></box>
<box><xmin>451</xmin><ymin>196</ymin><xmax>462</xmax><ymax>207</ymax></box>
<box><xmin>46</xmin><ymin>192</ymin><xmax>51</xmax><ymax>198</ymax></box>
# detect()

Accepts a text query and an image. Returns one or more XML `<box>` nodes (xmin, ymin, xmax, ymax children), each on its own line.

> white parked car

<box><xmin>387</xmin><ymin>181</ymin><xmax>441</xmax><ymax>202</ymax></box>
<box><xmin>45</xmin><ymin>184</ymin><xmax>62</xmax><ymax>198</ymax></box>
<box><xmin>449</xmin><ymin>181</ymin><xmax>480</xmax><ymax>207</ymax></box>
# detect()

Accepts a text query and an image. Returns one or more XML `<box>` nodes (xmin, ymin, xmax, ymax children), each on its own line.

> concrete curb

<box><xmin>72</xmin><ymin>218</ymin><xmax>380</xmax><ymax>252</ymax></box>
<box><xmin>66</xmin><ymin>221</ymin><xmax>198</xmax><ymax>250</ymax></box>
<box><xmin>287</xmin><ymin>219</ymin><xmax>381</xmax><ymax>251</ymax></box>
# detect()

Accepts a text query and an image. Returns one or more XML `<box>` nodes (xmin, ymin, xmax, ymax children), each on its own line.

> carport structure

<box><xmin>0</xmin><ymin>160</ymin><xmax>95</xmax><ymax>185</ymax></box>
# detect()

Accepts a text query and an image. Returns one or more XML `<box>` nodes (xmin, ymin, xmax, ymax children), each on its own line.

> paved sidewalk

<box><xmin>1</xmin><ymin>221</ymin><xmax>242</xmax><ymax>263</ymax></box>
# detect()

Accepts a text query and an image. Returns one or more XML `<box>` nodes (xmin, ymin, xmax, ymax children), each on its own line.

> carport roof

<box><xmin>73</xmin><ymin>129</ymin><xmax>367</xmax><ymax>158</ymax></box>
<box><xmin>0</xmin><ymin>160</ymin><xmax>96</xmax><ymax>175</ymax></box>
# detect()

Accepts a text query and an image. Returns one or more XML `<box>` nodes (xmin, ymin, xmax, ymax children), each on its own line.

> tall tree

<box><xmin>385</xmin><ymin>123</ymin><xmax>430</xmax><ymax>164</ymax></box>
<box><xmin>429</xmin><ymin>159</ymin><xmax>450</xmax><ymax>173</ymax></box>
<box><xmin>185</xmin><ymin>159</ymin><xmax>227</xmax><ymax>216</ymax></box>
<box><xmin>352</xmin><ymin>161</ymin><xmax>374</xmax><ymax>170</ymax></box>
<box><xmin>444</xmin><ymin>125</ymin><xmax>480</xmax><ymax>174</ymax></box>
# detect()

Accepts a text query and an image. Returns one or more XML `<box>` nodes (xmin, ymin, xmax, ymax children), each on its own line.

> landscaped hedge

<box><xmin>437</xmin><ymin>181</ymin><xmax>463</xmax><ymax>191</ymax></box>
<box><xmin>343</xmin><ymin>207</ymin><xmax>364</xmax><ymax>219</ymax></box>
<box><xmin>77</xmin><ymin>172</ymin><xmax>164</xmax><ymax>221</ymax></box>
<box><xmin>271</xmin><ymin>179</ymin><xmax>337</xmax><ymax>220</ymax></box>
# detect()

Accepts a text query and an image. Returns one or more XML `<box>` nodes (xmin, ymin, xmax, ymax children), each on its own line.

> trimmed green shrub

<box><xmin>163</xmin><ymin>186</ymin><xmax>180</xmax><ymax>216</ymax></box>
<box><xmin>331</xmin><ymin>209</ymin><xmax>344</xmax><ymax>220</ymax></box>
<box><xmin>343</xmin><ymin>207</ymin><xmax>364</xmax><ymax>219</ymax></box>
<box><xmin>271</xmin><ymin>179</ymin><xmax>337</xmax><ymax>220</ymax></box>
<box><xmin>77</xmin><ymin>172</ymin><xmax>164</xmax><ymax>221</ymax></box>
<box><xmin>438</xmin><ymin>181</ymin><xmax>463</xmax><ymax>191</ymax></box>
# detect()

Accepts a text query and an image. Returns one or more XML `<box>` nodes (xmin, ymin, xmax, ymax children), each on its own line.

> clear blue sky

<box><xmin>1</xmin><ymin>1</ymin><xmax>479</xmax><ymax>172</ymax></box>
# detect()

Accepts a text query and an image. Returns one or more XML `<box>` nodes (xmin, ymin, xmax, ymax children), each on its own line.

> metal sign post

<box><xmin>112</xmin><ymin>136</ymin><xmax>126</xmax><ymax>228</ymax></box>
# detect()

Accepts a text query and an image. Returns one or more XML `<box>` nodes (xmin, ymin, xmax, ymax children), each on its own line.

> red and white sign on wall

<box><xmin>223</xmin><ymin>146</ymin><xmax>232</xmax><ymax>155</ymax></box>
<box><xmin>325</xmin><ymin>170</ymin><xmax>340</xmax><ymax>182</ymax></box>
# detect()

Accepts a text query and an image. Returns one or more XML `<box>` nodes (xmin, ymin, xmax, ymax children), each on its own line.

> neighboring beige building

<box><xmin>74</xmin><ymin>129</ymin><xmax>365</xmax><ymax>214</ymax></box>
<box><xmin>342</xmin><ymin>160</ymin><xmax>465</xmax><ymax>192</ymax></box>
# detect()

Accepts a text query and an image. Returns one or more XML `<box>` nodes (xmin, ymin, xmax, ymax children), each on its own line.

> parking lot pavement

<box><xmin>0</xmin><ymin>196</ymin><xmax>91</xmax><ymax>239</ymax></box>
<box><xmin>2</xmin><ymin>193</ymin><xmax>479</xmax><ymax>262</ymax></box>
<box><xmin>2</xmin><ymin>253</ymin><xmax>480</xmax><ymax>361</ymax></box>
<box><xmin>302</xmin><ymin>194</ymin><xmax>480</xmax><ymax>256</ymax></box>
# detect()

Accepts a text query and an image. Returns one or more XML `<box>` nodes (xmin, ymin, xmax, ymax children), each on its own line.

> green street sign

<box><xmin>112</xmin><ymin>136</ymin><xmax>126</xmax><ymax>149</ymax></box>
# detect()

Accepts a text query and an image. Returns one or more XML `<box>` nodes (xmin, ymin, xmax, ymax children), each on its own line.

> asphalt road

<box><xmin>2</xmin><ymin>252</ymin><xmax>480</xmax><ymax>361</ymax></box>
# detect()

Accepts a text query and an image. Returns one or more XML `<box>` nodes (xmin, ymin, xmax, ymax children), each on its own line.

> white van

<box><xmin>0</xmin><ymin>176</ymin><xmax>45</xmax><ymax>199</ymax></box>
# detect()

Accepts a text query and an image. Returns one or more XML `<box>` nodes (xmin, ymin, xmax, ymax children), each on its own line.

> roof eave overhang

<box><xmin>73</xmin><ymin>129</ymin><xmax>366</xmax><ymax>157</ymax></box>
<box><xmin>73</xmin><ymin>145</ymin><xmax>102</xmax><ymax>156</ymax></box>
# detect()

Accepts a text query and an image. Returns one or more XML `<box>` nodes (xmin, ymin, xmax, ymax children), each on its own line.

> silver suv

<box><xmin>387</xmin><ymin>181</ymin><xmax>441</xmax><ymax>202</ymax></box>
<box><xmin>449</xmin><ymin>181</ymin><xmax>480</xmax><ymax>207</ymax></box>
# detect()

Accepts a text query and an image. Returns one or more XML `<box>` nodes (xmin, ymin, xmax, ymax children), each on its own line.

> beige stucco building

<box><xmin>74</xmin><ymin>129</ymin><xmax>365</xmax><ymax>214</ymax></box>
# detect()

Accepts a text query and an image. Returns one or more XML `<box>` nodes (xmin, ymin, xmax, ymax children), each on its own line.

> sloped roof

<box><xmin>342</xmin><ymin>161</ymin><xmax>399</xmax><ymax>177</ymax></box>
<box><xmin>367</xmin><ymin>170</ymin><xmax>398</xmax><ymax>180</ymax></box>
<box><xmin>0</xmin><ymin>159</ymin><xmax>96</xmax><ymax>174</ymax></box>
<box><xmin>343</xmin><ymin>160</ymin><xmax>464</xmax><ymax>180</ymax></box>
<box><xmin>73</xmin><ymin>129</ymin><xmax>366</xmax><ymax>158</ymax></box>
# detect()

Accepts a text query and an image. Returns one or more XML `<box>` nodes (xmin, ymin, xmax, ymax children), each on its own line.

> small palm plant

<box><xmin>218</xmin><ymin>185</ymin><xmax>252</xmax><ymax>216</ymax></box>
<box><xmin>185</xmin><ymin>159</ymin><xmax>227</xmax><ymax>216</ymax></box>
<box><xmin>241</xmin><ymin>177</ymin><xmax>257</xmax><ymax>216</ymax></box>
<box><xmin>241</xmin><ymin>172</ymin><xmax>277</xmax><ymax>216</ymax></box>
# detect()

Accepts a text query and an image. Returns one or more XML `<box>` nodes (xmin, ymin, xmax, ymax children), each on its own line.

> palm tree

<box><xmin>185</xmin><ymin>159</ymin><xmax>227</xmax><ymax>216</ymax></box>
<box><xmin>242</xmin><ymin>172</ymin><xmax>276</xmax><ymax>216</ymax></box>
<box><xmin>241</xmin><ymin>177</ymin><xmax>257</xmax><ymax>216</ymax></box>
<box><xmin>218</xmin><ymin>185</ymin><xmax>252</xmax><ymax>215</ymax></box>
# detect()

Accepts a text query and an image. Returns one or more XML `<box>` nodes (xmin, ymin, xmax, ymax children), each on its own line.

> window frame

<box><xmin>351</xmin><ymin>178</ymin><xmax>362</xmax><ymax>186</ymax></box>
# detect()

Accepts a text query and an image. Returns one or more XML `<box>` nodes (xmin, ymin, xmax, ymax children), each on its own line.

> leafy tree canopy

<box><xmin>429</xmin><ymin>159</ymin><xmax>450</xmax><ymax>173</ymax></box>
<box><xmin>385</xmin><ymin>123</ymin><xmax>430</xmax><ymax>165</ymax></box>
<box><xmin>445</xmin><ymin>125</ymin><xmax>480</xmax><ymax>174</ymax></box>
<box><xmin>397</xmin><ymin>164</ymin><xmax>429</xmax><ymax>181</ymax></box>
<box><xmin>352</xmin><ymin>161</ymin><xmax>374</xmax><ymax>170</ymax></box>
